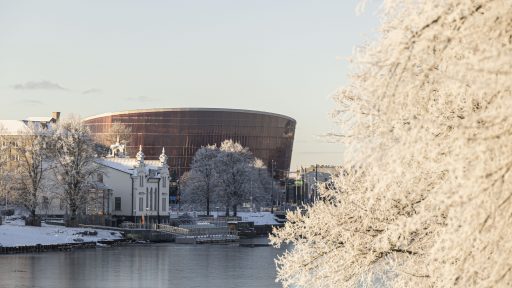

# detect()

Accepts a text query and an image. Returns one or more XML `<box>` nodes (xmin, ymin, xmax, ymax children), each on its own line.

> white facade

<box><xmin>97</xmin><ymin>146</ymin><xmax>170</xmax><ymax>224</ymax></box>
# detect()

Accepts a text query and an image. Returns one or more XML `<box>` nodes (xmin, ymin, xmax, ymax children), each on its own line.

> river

<box><xmin>0</xmin><ymin>242</ymin><xmax>284</xmax><ymax>288</ymax></box>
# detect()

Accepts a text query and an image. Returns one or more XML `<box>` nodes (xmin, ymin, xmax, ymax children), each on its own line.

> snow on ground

<box><xmin>0</xmin><ymin>218</ymin><xmax>123</xmax><ymax>247</ymax></box>
<box><xmin>238</xmin><ymin>212</ymin><xmax>281</xmax><ymax>225</ymax></box>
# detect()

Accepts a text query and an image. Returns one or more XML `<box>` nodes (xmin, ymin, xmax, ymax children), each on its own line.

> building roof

<box><xmin>24</xmin><ymin>116</ymin><xmax>54</xmax><ymax>122</ymax></box>
<box><xmin>83</xmin><ymin>108</ymin><xmax>296</xmax><ymax>122</ymax></box>
<box><xmin>97</xmin><ymin>157</ymin><xmax>162</xmax><ymax>176</ymax></box>
<box><xmin>0</xmin><ymin>117</ymin><xmax>55</xmax><ymax>136</ymax></box>
<box><xmin>0</xmin><ymin>120</ymin><xmax>29</xmax><ymax>135</ymax></box>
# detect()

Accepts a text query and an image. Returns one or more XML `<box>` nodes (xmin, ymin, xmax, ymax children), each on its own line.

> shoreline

<box><xmin>0</xmin><ymin>236</ymin><xmax>274</xmax><ymax>255</ymax></box>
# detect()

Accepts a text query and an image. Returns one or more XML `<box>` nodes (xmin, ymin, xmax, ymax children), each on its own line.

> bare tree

<box><xmin>0</xmin><ymin>125</ymin><xmax>9</xmax><ymax>208</ymax></box>
<box><xmin>52</xmin><ymin>118</ymin><xmax>102</xmax><ymax>227</ymax></box>
<box><xmin>8</xmin><ymin>123</ymin><xmax>53</xmax><ymax>226</ymax></box>
<box><xmin>181</xmin><ymin>145</ymin><xmax>219</xmax><ymax>215</ymax></box>
<box><xmin>271</xmin><ymin>1</ymin><xmax>512</xmax><ymax>287</ymax></box>
<box><xmin>102</xmin><ymin>122</ymin><xmax>131</xmax><ymax>146</ymax></box>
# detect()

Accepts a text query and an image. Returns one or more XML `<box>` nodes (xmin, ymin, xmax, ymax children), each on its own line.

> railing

<box><xmin>185</xmin><ymin>227</ymin><xmax>237</xmax><ymax>237</ymax></box>
<box><xmin>156</xmin><ymin>224</ymin><xmax>238</xmax><ymax>238</ymax></box>
<box><xmin>120</xmin><ymin>223</ymin><xmax>157</xmax><ymax>230</ymax></box>
<box><xmin>156</xmin><ymin>224</ymin><xmax>189</xmax><ymax>235</ymax></box>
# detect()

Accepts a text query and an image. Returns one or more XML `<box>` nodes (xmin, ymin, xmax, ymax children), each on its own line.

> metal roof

<box><xmin>83</xmin><ymin>108</ymin><xmax>296</xmax><ymax>122</ymax></box>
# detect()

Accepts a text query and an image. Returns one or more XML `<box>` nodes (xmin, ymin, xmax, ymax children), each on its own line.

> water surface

<box><xmin>0</xmin><ymin>243</ymin><xmax>283</xmax><ymax>288</ymax></box>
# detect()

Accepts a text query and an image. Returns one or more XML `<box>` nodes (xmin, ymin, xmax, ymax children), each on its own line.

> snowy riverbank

<box><xmin>237</xmin><ymin>212</ymin><xmax>281</xmax><ymax>225</ymax></box>
<box><xmin>0</xmin><ymin>218</ymin><xmax>123</xmax><ymax>247</ymax></box>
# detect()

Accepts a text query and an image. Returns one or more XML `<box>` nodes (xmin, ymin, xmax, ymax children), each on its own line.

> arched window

<box><xmin>146</xmin><ymin>187</ymin><xmax>149</xmax><ymax>209</ymax></box>
<box><xmin>150</xmin><ymin>187</ymin><xmax>153</xmax><ymax>210</ymax></box>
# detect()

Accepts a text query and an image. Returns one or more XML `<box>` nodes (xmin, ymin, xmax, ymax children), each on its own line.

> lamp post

<box><xmin>271</xmin><ymin>160</ymin><xmax>275</xmax><ymax>214</ymax></box>
<box><xmin>177</xmin><ymin>179</ymin><xmax>181</xmax><ymax>215</ymax></box>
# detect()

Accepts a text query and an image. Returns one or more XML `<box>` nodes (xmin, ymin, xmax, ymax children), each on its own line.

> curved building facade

<box><xmin>83</xmin><ymin>108</ymin><xmax>296</xmax><ymax>178</ymax></box>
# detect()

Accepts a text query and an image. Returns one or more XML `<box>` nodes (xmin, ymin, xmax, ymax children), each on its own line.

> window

<box><xmin>139</xmin><ymin>198</ymin><xmax>144</xmax><ymax>212</ymax></box>
<box><xmin>97</xmin><ymin>173</ymin><xmax>103</xmax><ymax>183</ymax></box>
<box><xmin>154</xmin><ymin>190</ymin><xmax>158</xmax><ymax>211</ymax></box>
<box><xmin>114</xmin><ymin>197</ymin><xmax>121</xmax><ymax>211</ymax></box>
<box><xmin>150</xmin><ymin>188</ymin><xmax>153</xmax><ymax>210</ymax></box>
<box><xmin>146</xmin><ymin>188</ymin><xmax>149</xmax><ymax>209</ymax></box>
<box><xmin>162</xmin><ymin>200</ymin><xmax>167</xmax><ymax>212</ymax></box>
<box><xmin>139</xmin><ymin>176</ymin><xmax>143</xmax><ymax>187</ymax></box>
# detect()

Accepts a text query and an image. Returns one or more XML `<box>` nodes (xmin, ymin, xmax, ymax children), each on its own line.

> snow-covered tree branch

<box><xmin>271</xmin><ymin>0</ymin><xmax>512</xmax><ymax>287</ymax></box>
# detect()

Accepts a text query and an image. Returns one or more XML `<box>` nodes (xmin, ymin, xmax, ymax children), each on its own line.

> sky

<box><xmin>0</xmin><ymin>0</ymin><xmax>379</xmax><ymax>169</ymax></box>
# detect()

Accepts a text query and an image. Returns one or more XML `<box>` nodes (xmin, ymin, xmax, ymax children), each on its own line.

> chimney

<box><xmin>51</xmin><ymin>112</ymin><xmax>61</xmax><ymax>123</ymax></box>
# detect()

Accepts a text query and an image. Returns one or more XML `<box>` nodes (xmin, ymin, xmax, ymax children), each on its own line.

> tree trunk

<box><xmin>233</xmin><ymin>204</ymin><xmax>237</xmax><ymax>217</ymax></box>
<box><xmin>25</xmin><ymin>209</ymin><xmax>41</xmax><ymax>227</ymax></box>
<box><xmin>225</xmin><ymin>207</ymin><xmax>230</xmax><ymax>217</ymax></box>
<box><xmin>68</xmin><ymin>207</ymin><xmax>78</xmax><ymax>227</ymax></box>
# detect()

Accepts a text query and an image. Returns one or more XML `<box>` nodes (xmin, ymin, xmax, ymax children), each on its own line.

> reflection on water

<box><xmin>0</xmin><ymin>243</ymin><xmax>283</xmax><ymax>288</ymax></box>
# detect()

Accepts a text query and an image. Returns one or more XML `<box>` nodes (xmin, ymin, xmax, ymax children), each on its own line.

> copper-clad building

<box><xmin>83</xmin><ymin>108</ymin><xmax>296</xmax><ymax>178</ymax></box>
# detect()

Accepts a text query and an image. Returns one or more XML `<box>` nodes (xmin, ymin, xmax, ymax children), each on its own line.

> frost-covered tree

<box><xmin>182</xmin><ymin>141</ymin><xmax>272</xmax><ymax>216</ymax></box>
<box><xmin>9</xmin><ymin>123</ymin><xmax>54</xmax><ymax>225</ymax></box>
<box><xmin>0</xmin><ymin>125</ymin><xmax>10</xmax><ymax>206</ymax></box>
<box><xmin>52</xmin><ymin>118</ymin><xmax>102</xmax><ymax>226</ymax></box>
<box><xmin>249</xmin><ymin>158</ymin><xmax>273</xmax><ymax>210</ymax></box>
<box><xmin>94</xmin><ymin>122</ymin><xmax>132</xmax><ymax>157</ymax></box>
<box><xmin>216</xmin><ymin>140</ymin><xmax>256</xmax><ymax>216</ymax></box>
<box><xmin>181</xmin><ymin>145</ymin><xmax>219</xmax><ymax>215</ymax></box>
<box><xmin>271</xmin><ymin>1</ymin><xmax>512</xmax><ymax>287</ymax></box>
<box><xmin>101</xmin><ymin>122</ymin><xmax>132</xmax><ymax>147</ymax></box>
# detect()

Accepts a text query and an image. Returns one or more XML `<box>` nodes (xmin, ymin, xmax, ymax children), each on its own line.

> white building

<box><xmin>1</xmin><ymin>113</ymin><xmax>171</xmax><ymax>225</ymax></box>
<box><xmin>96</xmin><ymin>146</ymin><xmax>171</xmax><ymax>225</ymax></box>
<box><xmin>301</xmin><ymin>166</ymin><xmax>339</xmax><ymax>203</ymax></box>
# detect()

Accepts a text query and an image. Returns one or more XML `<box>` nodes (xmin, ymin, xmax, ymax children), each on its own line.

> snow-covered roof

<box><xmin>25</xmin><ymin>116</ymin><xmax>54</xmax><ymax>122</ymax></box>
<box><xmin>0</xmin><ymin>120</ymin><xmax>29</xmax><ymax>135</ymax></box>
<box><xmin>97</xmin><ymin>157</ymin><xmax>162</xmax><ymax>176</ymax></box>
<box><xmin>91</xmin><ymin>181</ymin><xmax>111</xmax><ymax>191</ymax></box>
<box><xmin>0</xmin><ymin>119</ymin><xmax>55</xmax><ymax>136</ymax></box>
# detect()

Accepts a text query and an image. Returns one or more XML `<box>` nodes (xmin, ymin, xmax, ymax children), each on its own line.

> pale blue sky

<box><xmin>0</xmin><ymin>0</ymin><xmax>379</xmax><ymax>169</ymax></box>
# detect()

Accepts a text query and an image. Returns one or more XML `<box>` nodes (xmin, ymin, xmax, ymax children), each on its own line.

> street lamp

<box><xmin>175</xmin><ymin>179</ymin><xmax>181</xmax><ymax>214</ymax></box>
<box><xmin>271</xmin><ymin>160</ymin><xmax>275</xmax><ymax>214</ymax></box>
